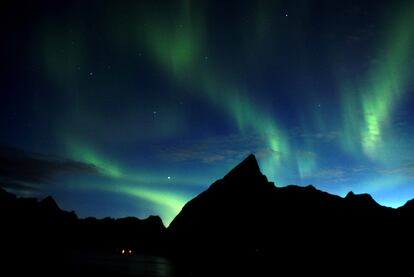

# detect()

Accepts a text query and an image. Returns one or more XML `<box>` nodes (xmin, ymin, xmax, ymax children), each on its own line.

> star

<box><xmin>167</xmin><ymin>176</ymin><xmax>171</xmax><ymax>180</ymax></box>
<box><xmin>89</xmin><ymin>72</ymin><xmax>94</xmax><ymax>76</ymax></box>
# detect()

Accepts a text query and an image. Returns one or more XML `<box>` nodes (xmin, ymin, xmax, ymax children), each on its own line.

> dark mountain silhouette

<box><xmin>0</xmin><ymin>186</ymin><xmax>166</xmax><ymax>275</ymax></box>
<box><xmin>167</xmin><ymin>154</ymin><xmax>412</xmax><ymax>275</ymax></box>
<box><xmin>397</xmin><ymin>196</ymin><xmax>414</xmax><ymax>213</ymax></box>
<box><xmin>2</xmin><ymin>154</ymin><xmax>414</xmax><ymax>275</ymax></box>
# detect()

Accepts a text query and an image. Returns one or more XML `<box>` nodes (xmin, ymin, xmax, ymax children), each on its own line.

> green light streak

<box><xmin>142</xmin><ymin>0</ymin><xmax>204</xmax><ymax>80</ymax></box>
<box><xmin>66</xmin><ymin>140</ymin><xmax>122</xmax><ymax>178</ymax></box>
<box><xmin>199</xmin><ymin>77</ymin><xmax>290</xmax><ymax>163</ymax></box>
<box><xmin>296</xmin><ymin>153</ymin><xmax>317</xmax><ymax>179</ymax></box>
<box><xmin>66</xmin><ymin>138</ymin><xmax>205</xmax><ymax>182</ymax></box>
<box><xmin>140</xmin><ymin>0</ymin><xmax>291</xmax><ymax>168</ymax></box>
<box><xmin>71</xmin><ymin>179</ymin><xmax>188</xmax><ymax>226</ymax></box>
<box><xmin>64</xmin><ymin>139</ymin><xmax>206</xmax><ymax>224</ymax></box>
<box><xmin>149</xmin><ymin>25</ymin><xmax>200</xmax><ymax>79</ymax></box>
<box><xmin>340</xmin><ymin>3</ymin><xmax>414</xmax><ymax>160</ymax></box>
<box><xmin>360</xmin><ymin>9</ymin><xmax>414</xmax><ymax>157</ymax></box>
<box><xmin>117</xmin><ymin>186</ymin><xmax>187</xmax><ymax>225</ymax></box>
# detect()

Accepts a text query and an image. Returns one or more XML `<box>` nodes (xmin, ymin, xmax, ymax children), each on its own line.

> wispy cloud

<box><xmin>377</xmin><ymin>163</ymin><xmax>414</xmax><ymax>179</ymax></box>
<box><xmin>297</xmin><ymin>130</ymin><xmax>340</xmax><ymax>143</ymax></box>
<box><xmin>0</xmin><ymin>145</ymin><xmax>98</xmax><ymax>194</ymax></box>
<box><xmin>160</xmin><ymin>134</ymin><xmax>280</xmax><ymax>163</ymax></box>
<box><xmin>299</xmin><ymin>151</ymin><xmax>317</xmax><ymax>158</ymax></box>
<box><xmin>305</xmin><ymin>161</ymin><xmax>414</xmax><ymax>184</ymax></box>
<box><xmin>310</xmin><ymin>168</ymin><xmax>347</xmax><ymax>180</ymax></box>
<box><xmin>303</xmin><ymin>164</ymin><xmax>374</xmax><ymax>184</ymax></box>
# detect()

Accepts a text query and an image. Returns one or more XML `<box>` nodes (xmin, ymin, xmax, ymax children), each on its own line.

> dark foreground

<box><xmin>5</xmin><ymin>252</ymin><xmax>175</xmax><ymax>277</ymax></box>
<box><xmin>3</xmin><ymin>154</ymin><xmax>414</xmax><ymax>275</ymax></box>
<box><xmin>68</xmin><ymin>252</ymin><xmax>175</xmax><ymax>277</ymax></box>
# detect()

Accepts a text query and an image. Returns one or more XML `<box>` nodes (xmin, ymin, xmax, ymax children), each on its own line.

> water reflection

<box><xmin>127</xmin><ymin>255</ymin><xmax>175</xmax><ymax>277</ymax></box>
<box><xmin>70</xmin><ymin>252</ymin><xmax>176</xmax><ymax>276</ymax></box>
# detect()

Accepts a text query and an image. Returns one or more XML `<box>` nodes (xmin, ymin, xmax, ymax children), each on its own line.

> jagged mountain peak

<box><xmin>40</xmin><ymin>196</ymin><xmax>60</xmax><ymax>211</ymax></box>
<box><xmin>223</xmin><ymin>154</ymin><xmax>263</xmax><ymax>180</ymax></box>
<box><xmin>345</xmin><ymin>191</ymin><xmax>381</xmax><ymax>208</ymax></box>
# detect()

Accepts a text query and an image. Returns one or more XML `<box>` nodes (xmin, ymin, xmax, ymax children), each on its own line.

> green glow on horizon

<box><xmin>117</xmin><ymin>186</ymin><xmax>187</xmax><ymax>226</ymax></box>
<box><xmin>64</xmin><ymin>139</ymin><xmax>203</xmax><ymax>224</ymax></box>
<box><xmin>71</xmin><ymin>180</ymin><xmax>188</xmax><ymax>226</ymax></box>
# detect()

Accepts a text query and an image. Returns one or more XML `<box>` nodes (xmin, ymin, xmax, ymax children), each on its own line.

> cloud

<box><xmin>304</xmin><ymin>164</ymin><xmax>374</xmax><ymax>183</ymax></box>
<box><xmin>377</xmin><ymin>163</ymin><xmax>414</xmax><ymax>179</ymax></box>
<box><xmin>298</xmin><ymin>131</ymin><xmax>340</xmax><ymax>143</ymax></box>
<box><xmin>305</xmin><ymin>162</ymin><xmax>414</xmax><ymax>184</ymax></box>
<box><xmin>0</xmin><ymin>181</ymin><xmax>41</xmax><ymax>197</ymax></box>
<box><xmin>310</xmin><ymin>168</ymin><xmax>347</xmax><ymax>180</ymax></box>
<box><xmin>0</xmin><ymin>145</ymin><xmax>98</xmax><ymax>193</ymax></box>
<box><xmin>160</xmin><ymin>134</ymin><xmax>280</xmax><ymax>163</ymax></box>
<box><xmin>300</xmin><ymin>151</ymin><xmax>317</xmax><ymax>158</ymax></box>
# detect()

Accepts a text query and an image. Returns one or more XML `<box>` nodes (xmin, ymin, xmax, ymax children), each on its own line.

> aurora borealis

<box><xmin>2</xmin><ymin>0</ymin><xmax>414</xmax><ymax>225</ymax></box>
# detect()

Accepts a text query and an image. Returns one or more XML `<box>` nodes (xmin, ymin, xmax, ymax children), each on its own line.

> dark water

<box><xmin>68</xmin><ymin>252</ymin><xmax>176</xmax><ymax>276</ymax></box>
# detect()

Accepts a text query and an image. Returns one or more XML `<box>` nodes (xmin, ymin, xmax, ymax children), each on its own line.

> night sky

<box><xmin>2</xmin><ymin>0</ymin><xmax>414</xmax><ymax>225</ymax></box>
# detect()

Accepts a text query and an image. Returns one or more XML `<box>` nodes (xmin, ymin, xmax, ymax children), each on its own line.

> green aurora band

<box><xmin>31</xmin><ymin>1</ymin><xmax>414</xmax><ymax>224</ymax></box>
<box><xmin>141</xmin><ymin>0</ymin><xmax>293</xmax><ymax>177</ymax></box>
<box><xmin>340</xmin><ymin>3</ymin><xmax>414</xmax><ymax>161</ymax></box>
<box><xmin>65</xmin><ymin>140</ymin><xmax>202</xmax><ymax>225</ymax></box>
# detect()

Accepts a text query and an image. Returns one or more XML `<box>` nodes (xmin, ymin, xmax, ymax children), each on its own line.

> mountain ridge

<box><xmin>166</xmin><ymin>154</ymin><xmax>414</xmax><ymax>275</ymax></box>
<box><xmin>2</xmin><ymin>154</ymin><xmax>414</xmax><ymax>275</ymax></box>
